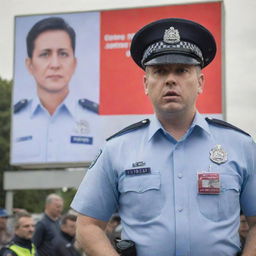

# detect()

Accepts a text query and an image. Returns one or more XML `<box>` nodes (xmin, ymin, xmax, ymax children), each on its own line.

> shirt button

<box><xmin>178</xmin><ymin>173</ymin><xmax>183</xmax><ymax>179</ymax></box>
<box><xmin>178</xmin><ymin>208</ymin><xmax>183</xmax><ymax>212</ymax></box>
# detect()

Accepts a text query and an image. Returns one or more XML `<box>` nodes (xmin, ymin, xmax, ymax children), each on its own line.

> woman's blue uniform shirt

<box><xmin>12</xmin><ymin>91</ymin><xmax>101</xmax><ymax>164</ymax></box>
<box><xmin>71</xmin><ymin>112</ymin><xmax>256</xmax><ymax>256</ymax></box>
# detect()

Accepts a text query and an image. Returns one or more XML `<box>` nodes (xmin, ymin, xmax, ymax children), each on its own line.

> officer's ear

<box><xmin>197</xmin><ymin>67</ymin><xmax>205</xmax><ymax>95</ymax></box>
<box><xmin>73</xmin><ymin>57</ymin><xmax>78</xmax><ymax>71</ymax></box>
<box><xmin>143</xmin><ymin>69</ymin><xmax>149</xmax><ymax>95</ymax></box>
<box><xmin>25</xmin><ymin>58</ymin><xmax>34</xmax><ymax>75</ymax></box>
<box><xmin>143</xmin><ymin>76</ymin><xmax>149</xmax><ymax>95</ymax></box>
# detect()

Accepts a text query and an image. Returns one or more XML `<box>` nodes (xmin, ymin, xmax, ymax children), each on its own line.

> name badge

<box><xmin>16</xmin><ymin>135</ymin><xmax>33</xmax><ymax>142</ymax></box>
<box><xmin>70</xmin><ymin>136</ymin><xmax>93</xmax><ymax>145</ymax></box>
<box><xmin>198</xmin><ymin>173</ymin><xmax>220</xmax><ymax>194</ymax></box>
<box><xmin>125</xmin><ymin>167</ymin><xmax>151</xmax><ymax>176</ymax></box>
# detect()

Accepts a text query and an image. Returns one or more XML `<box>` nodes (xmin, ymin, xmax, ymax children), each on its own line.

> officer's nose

<box><xmin>49</xmin><ymin>54</ymin><xmax>61</xmax><ymax>69</ymax></box>
<box><xmin>165</xmin><ymin>71</ymin><xmax>177</xmax><ymax>86</ymax></box>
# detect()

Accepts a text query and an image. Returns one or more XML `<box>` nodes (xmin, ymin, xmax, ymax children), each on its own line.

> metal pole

<box><xmin>5</xmin><ymin>191</ymin><xmax>13</xmax><ymax>214</ymax></box>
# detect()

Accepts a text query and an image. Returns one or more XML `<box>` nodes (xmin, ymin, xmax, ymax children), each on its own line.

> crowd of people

<box><xmin>0</xmin><ymin>194</ymin><xmax>250</xmax><ymax>256</ymax></box>
<box><xmin>0</xmin><ymin>193</ymin><xmax>120</xmax><ymax>256</ymax></box>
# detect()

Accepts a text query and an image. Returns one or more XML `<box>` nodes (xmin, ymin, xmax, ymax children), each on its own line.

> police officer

<box><xmin>0</xmin><ymin>212</ymin><xmax>36</xmax><ymax>256</ymax></box>
<box><xmin>12</xmin><ymin>17</ymin><xmax>101</xmax><ymax>165</ymax></box>
<box><xmin>71</xmin><ymin>18</ymin><xmax>256</xmax><ymax>256</ymax></box>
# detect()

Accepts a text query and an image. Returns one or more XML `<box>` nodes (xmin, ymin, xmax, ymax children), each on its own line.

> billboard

<box><xmin>11</xmin><ymin>2</ymin><xmax>222</xmax><ymax>168</ymax></box>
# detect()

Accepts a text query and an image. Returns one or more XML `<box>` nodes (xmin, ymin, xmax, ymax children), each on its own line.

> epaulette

<box><xmin>78</xmin><ymin>99</ymin><xmax>99</xmax><ymax>114</ymax></box>
<box><xmin>106</xmin><ymin>119</ymin><xmax>150</xmax><ymax>141</ymax></box>
<box><xmin>205</xmin><ymin>117</ymin><xmax>250</xmax><ymax>137</ymax></box>
<box><xmin>13</xmin><ymin>99</ymin><xmax>28</xmax><ymax>114</ymax></box>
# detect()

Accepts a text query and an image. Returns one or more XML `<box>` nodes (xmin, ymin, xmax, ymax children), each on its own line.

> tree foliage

<box><xmin>0</xmin><ymin>77</ymin><xmax>13</xmax><ymax>206</ymax></box>
<box><xmin>13</xmin><ymin>188</ymin><xmax>77</xmax><ymax>213</ymax></box>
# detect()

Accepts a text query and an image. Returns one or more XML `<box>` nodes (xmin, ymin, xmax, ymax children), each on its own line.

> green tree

<box><xmin>13</xmin><ymin>188</ymin><xmax>77</xmax><ymax>213</ymax></box>
<box><xmin>0</xmin><ymin>77</ymin><xmax>14</xmax><ymax>207</ymax></box>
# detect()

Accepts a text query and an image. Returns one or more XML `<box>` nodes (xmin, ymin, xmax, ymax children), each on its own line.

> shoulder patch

<box><xmin>106</xmin><ymin>119</ymin><xmax>150</xmax><ymax>141</ymax></box>
<box><xmin>13</xmin><ymin>99</ymin><xmax>28</xmax><ymax>114</ymax></box>
<box><xmin>205</xmin><ymin>117</ymin><xmax>250</xmax><ymax>137</ymax></box>
<box><xmin>78</xmin><ymin>99</ymin><xmax>99</xmax><ymax>114</ymax></box>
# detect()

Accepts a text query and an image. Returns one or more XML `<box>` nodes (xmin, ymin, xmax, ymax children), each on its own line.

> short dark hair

<box><xmin>61</xmin><ymin>214</ymin><xmax>77</xmax><ymax>225</ymax></box>
<box><xmin>26</xmin><ymin>17</ymin><xmax>76</xmax><ymax>58</ymax></box>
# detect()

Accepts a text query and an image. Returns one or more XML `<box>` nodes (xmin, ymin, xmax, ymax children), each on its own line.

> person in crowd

<box><xmin>12</xmin><ymin>16</ymin><xmax>100</xmax><ymax>164</ymax></box>
<box><xmin>0</xmin><ymin>209</ymin><xmax>12</xmax><ymax>249</ymax></box>
<box><xmin>0</xmin><ymin>212</ymin><xmax>36</xmax><ymax>256</ymax></box>
<box><xmin>33</xmin><ymin>193</ymin><xmax>63</xmax><ymax>256</ymax></box>
<box><xmin>53</xmin><ymin>213</ymin><xmax>81</xmax><ymax>256</ymax></box>
<box><xmin>71</xmin><ymin>17</ymin><xmax>256</xmax><ymax>256</ymax></box>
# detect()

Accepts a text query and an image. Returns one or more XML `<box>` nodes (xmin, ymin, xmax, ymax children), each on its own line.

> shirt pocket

<box><xmin>12</xmin><ymin>138</ymin><xmax>40</xmax><ymax>161</ymax></box>
<box><xmin>118</xmin><ymin>173</ymin><xmax>163</xmax><ymax>221</ymax></box>
<box><xmin>197</xmin><ymin>174</ymin><xmax>240</xmax><ymax>222</ymax></box>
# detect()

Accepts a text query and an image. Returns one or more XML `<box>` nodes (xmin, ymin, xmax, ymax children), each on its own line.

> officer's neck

<box><xmin>37</xmin><ymin>88</ymin><xmax>69</xmax><ymax>115</ymax></box>
<box><xmin>157</xmin><ymin>109</ymin><xmax>196</xmax><ymax>141</ymax></box>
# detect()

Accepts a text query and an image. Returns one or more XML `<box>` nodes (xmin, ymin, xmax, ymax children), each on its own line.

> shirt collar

<box><xmin>148</xmin><ymin>115</ymin><xmax>165</xmax><ymax>141</ymax></box>
<box><xmin>190</xmin><ymin>112</ymin><xmax>211</xmax><ymax>135</ymax></box>
<box><xmin>30</xmin><ymin>96</ymin><xmax>41</xmax><ymax>117</ymax></box>
<box><xmin>30</xmin><ymin>91</ymin><xmax>76</xmax><ymax>119</ymax></box>
<box><xmin>59</xmin><ymin>90</ymin><xmax>76</xmax><ymax>119</ymax></box>
<box><xmin>148</xmin><ymin>112</ymin><xmax>211</xmax><ymax>141</ymax></box>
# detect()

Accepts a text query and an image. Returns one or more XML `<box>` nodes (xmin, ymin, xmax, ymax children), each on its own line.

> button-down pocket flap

<box><xmin>221</xmin><ymin>174</ymin><xmax>240</xmax><ymax>192</ymax></box>
<box><xmin>119</xmin><ymin>174</ymin><xmax>161</xmax><ymax>193</ymax></box>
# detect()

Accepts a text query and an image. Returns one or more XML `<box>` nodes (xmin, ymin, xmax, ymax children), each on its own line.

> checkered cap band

<box><xmin>141</xmin><ymin>41</ymin><xmax>204</xmax><ymax>66</ymax></box>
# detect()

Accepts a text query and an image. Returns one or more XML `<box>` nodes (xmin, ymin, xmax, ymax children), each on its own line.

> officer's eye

<box><xmin>59</xmin><ymin>50</ymin><xmax>69</xmax><ymax>57</ymax></box>
<box><xmin>175</xmin><ymin>66</ymin><xmax>191</xmax><ymax>75</ymax></box>
<box><xmin>39</xmin><ymin>51</ymin><xmax>49</xmax><ymax>57</ymax></box>
<box><xmin>176</xmin><ymin>67</ymin><xmax>188</xmax><ymax>74</ymax></box>
<box><xmin>154</xmin><ymin>67</ymin><xmax>168</xmax><ymax>75</ymax></box>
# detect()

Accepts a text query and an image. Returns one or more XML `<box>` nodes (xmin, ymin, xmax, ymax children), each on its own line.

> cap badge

<box><xmin>163</xmin><ymin>26</ymin><xmax>180</xmax><ymax>44</ymax></box>
<box><xmin>209</xmin><ymin>145</ymin><xmax>228</xmax><ymax>164</ymax></box>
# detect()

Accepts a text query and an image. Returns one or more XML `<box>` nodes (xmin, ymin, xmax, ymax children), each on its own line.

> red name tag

<box><xmin>198</xmin><ymin>173</ymin><xmax>220</xmax><ymax>194</ymax></box>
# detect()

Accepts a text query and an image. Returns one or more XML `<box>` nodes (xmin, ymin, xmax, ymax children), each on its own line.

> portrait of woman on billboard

<box><xmin>11</xmin><ymin>12</ymin><xmax>101</xmax><ymax>167</ymax></box>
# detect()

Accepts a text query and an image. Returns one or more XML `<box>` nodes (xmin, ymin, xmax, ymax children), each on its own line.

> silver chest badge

<box><xmin>75</xmin><ymin>120</ymin><xmax>90</xmax><ymax>135</ymax></box>
<box><xmin>209</xmin><ymin>145</ymin><xmax>228</xmax><ymax>164</ymax></box>
<box><xmin>163</xmin><ymin>26</ymin><xmax>180</xmax><ymax>44</ymax></box>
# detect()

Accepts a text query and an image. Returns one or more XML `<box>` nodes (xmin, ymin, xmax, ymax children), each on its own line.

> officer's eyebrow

<box><xmin>39</xmin><ymin>47</ymin><xmax>70</xmax><ymax>52</ymax></box>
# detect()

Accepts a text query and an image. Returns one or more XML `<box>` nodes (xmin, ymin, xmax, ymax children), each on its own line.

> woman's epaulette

<box><xmin>13</xmin><ymin>99</ymin><xmax>28</xmax><ymax>113</ymax></box>
<box><xmin>78</xmin><ymin>98</ymin><xmax>99</xmax><ymax>114</ymax></box>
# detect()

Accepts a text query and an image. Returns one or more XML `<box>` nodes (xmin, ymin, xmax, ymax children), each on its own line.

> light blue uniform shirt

<box><xmin>12</xmin><ymin>92</ymin><xmax>101</xmax><ymax>164</ymax></box>
<box><xmin>71</xmin><ymin>112</ymin><xmax>256</xmax><ymax>256</ymax></box>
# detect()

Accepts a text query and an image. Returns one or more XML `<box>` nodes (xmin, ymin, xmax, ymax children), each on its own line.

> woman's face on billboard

<box><xmin>26</xmin><ymin>30</ymin><xmax>77</xmax><ymax>94</ymax></box>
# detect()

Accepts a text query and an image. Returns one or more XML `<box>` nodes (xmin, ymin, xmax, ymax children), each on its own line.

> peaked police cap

<box><xmin>130</xmin><ymin>18</ymin><xmax>216</xmax><ymax>69</ymax></box>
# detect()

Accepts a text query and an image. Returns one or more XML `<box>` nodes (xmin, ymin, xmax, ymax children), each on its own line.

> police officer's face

<box><xmin>144</xmin><ymin>63</ymin><xmax>204</xmax><ymax>118</ymax></box>
<box><xmin>15</xmin><ymin>217</ymin><xmax>35</xmax><ymax>240</ymax></box>
<box><xmin>26</xmin><ymin>30</ymin><xmax>77</xmax><ymax>94</ymax></box>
